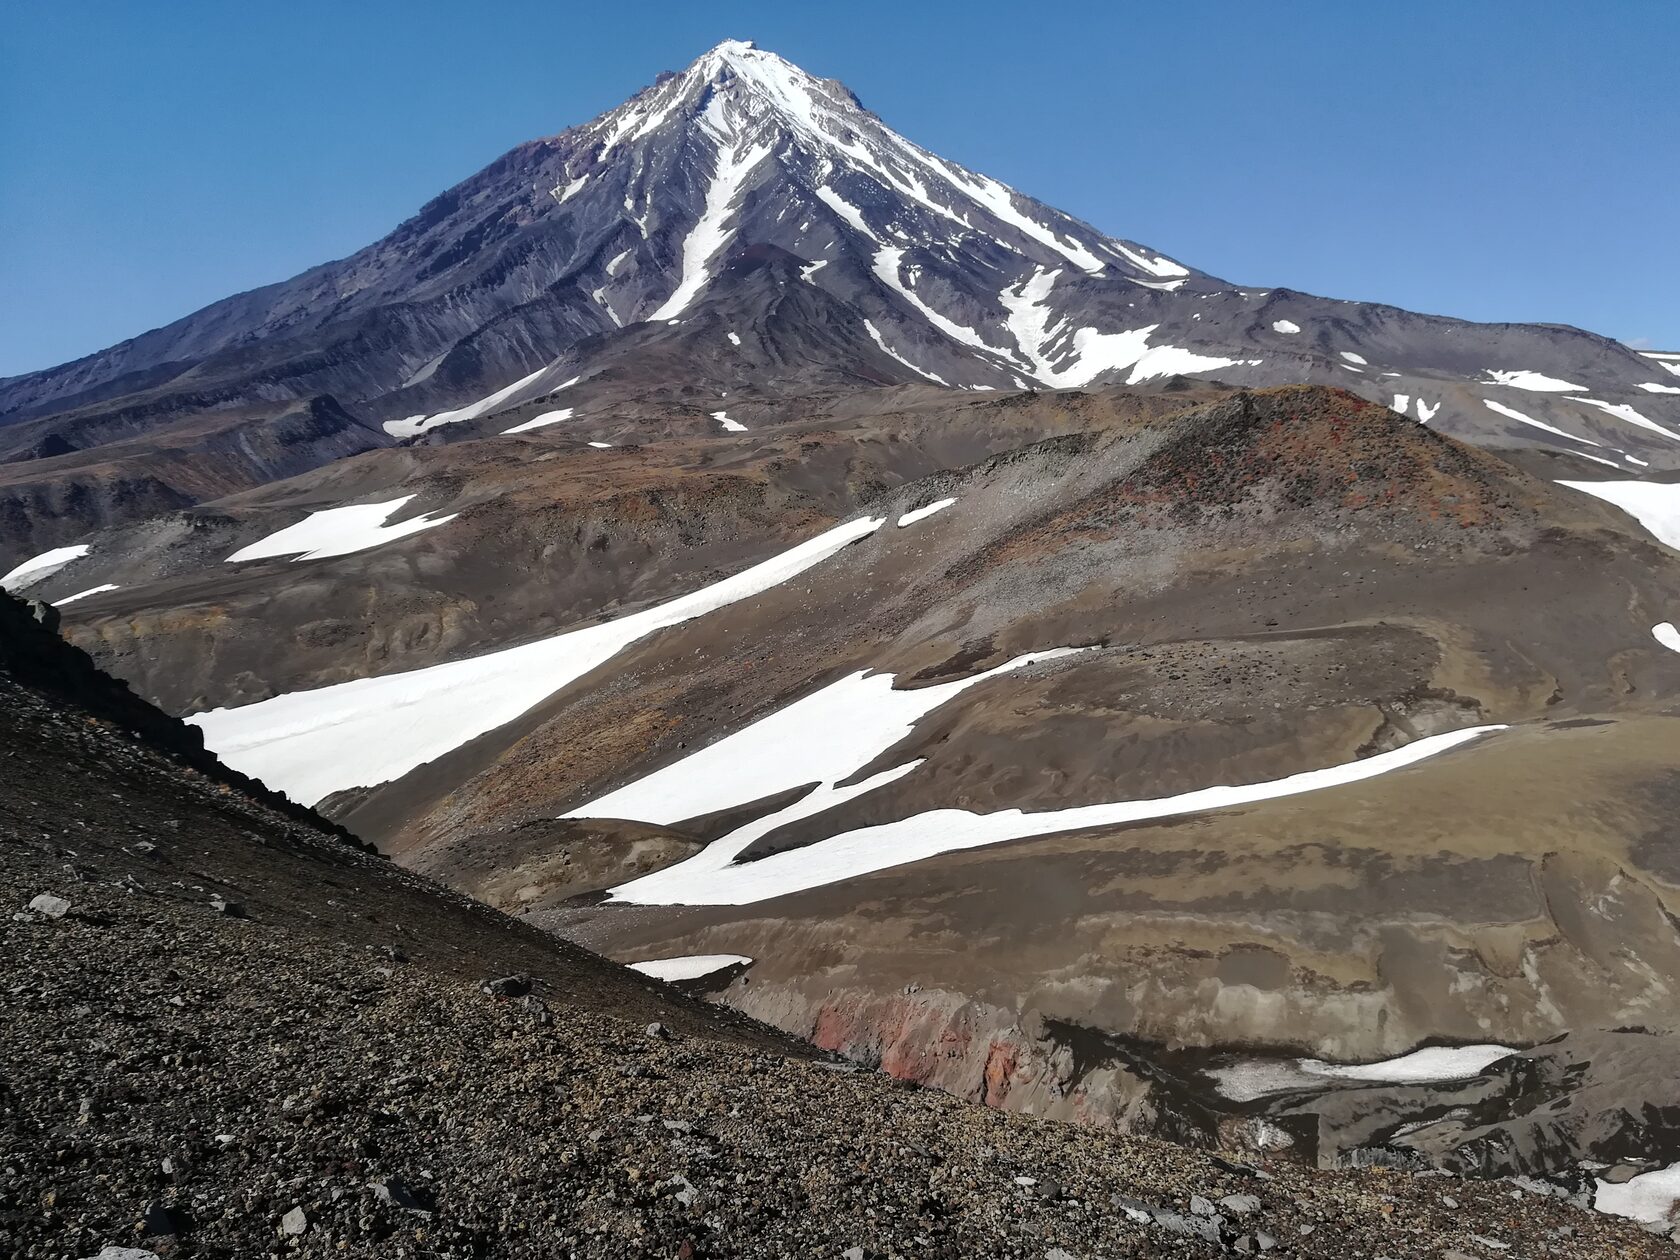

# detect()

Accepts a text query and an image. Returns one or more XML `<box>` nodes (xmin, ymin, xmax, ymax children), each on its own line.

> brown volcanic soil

<box><xmin>8</xmin><ymin>600</ymin><xmax>1669</xmax><ymax>1257</ymax></box>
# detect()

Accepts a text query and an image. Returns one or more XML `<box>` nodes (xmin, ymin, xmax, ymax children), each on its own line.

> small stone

<box><xmin>479</xmin><ymin>973</ymin><xmax>531</xmax><ymax>998</ymax></box>
<box><xmin>1190</xmin><ymin>1194</ymin><xmax>1218</xmax><ymax>1217</ymax></box>
<box><xmin>645</xmin><ymin>1021</ymin><xmax>670</xmax><ymax>1040</ymax></box>
<box><xmin>28</xmin><ymin>892</ymin><xmax>70</xmax><ymax>919</ymax></box>
<box><xmin>84</xmin><ymin>1249</ymin><xmax>163</xmax><ymax>1260</ymax></box>
<box><xmin>141</xmin><ymin>1201</ymin><xmax>193</xmax><ymax>1238</ymax></box>
<box><xmin>208</xmin><ymin>895</ymin><xmax>243</xmax><ymax>917</ymax></box>
<box><xmin>1219</xmin><ymin>1192</ymin><xmax>1262</xmax><ymax>1216</ymax></box>
<box><xmin>1255</xmin><ymin>1231</ymin><xmax>1277</xmax><ymax>1252</ymax></box>
<box><xmin>843</xmin><ymin>1248</ymin><xmax>864</xmax><ymax>1260</ymax></box>
<box><xmin>1441</xmin><ymin>1194</ymin><xmax>1459</xmax><ymax>1209</ymax></box>
<box><xmin>1014</xmin><ymin>1175</ymin><xmax>1038</xmax><ymax>1187</ymax></box>
<box><xmin>280</xmin><ymin>1207</ymin><xmax>308</xmax><ymax>1237</ymax></box>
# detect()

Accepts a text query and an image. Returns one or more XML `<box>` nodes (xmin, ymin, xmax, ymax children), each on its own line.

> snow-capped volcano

<box><xmin>1</xmin><ymin>37</ymin><xmax>1675</xmax><ymax>548</ymax></box>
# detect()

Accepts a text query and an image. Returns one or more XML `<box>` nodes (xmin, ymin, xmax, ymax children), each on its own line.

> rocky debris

<box><xmin>26</xmin><ymin>891</ymin><xmax>70</xmax><ymax>918</ymax></box>
<box><xmin>0</xmin><ymin>614</ymin><xmax>1670</xmax><ymax>1258</ymax></box>
<box><xmin>477</xmin><ymin>972</ymin><xmax>531</xmax><ymax>998</ymax></box>
<box><xmin>207</xmin><ymin>892</ymin><xmax>243</xmax><ymax>917</ymax></box>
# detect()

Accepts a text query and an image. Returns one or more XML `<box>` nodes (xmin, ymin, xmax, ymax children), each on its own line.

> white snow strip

<box><xmin>863</xmin><ymin>319</ymin><xmax>952</xmax><ymax>386</ymax></box>
<box><xmin>1569</xmin><ymin>396</ymin><xmax>1680</xmax><ymax>443</ymax></box>
<box><xmin>1340</xmin><ymin>363</ymin><xmax>1365</xmax><ymax>374</ymax></box>
<box><xmin>1299</xmin><ymin>1044</ymin><xmax>1518</xmax><ymax>1084</ymax></box>
<box><xmin>1392</xmin><ymin>395</ymin><xmax>1411</xmax><ymax>417</ymax></box>
<box><xmin>225</xmin><ymin>497</ymin><xmax>457</xmax><ymax>564</ymax></box>
<box><xmin>1210</xmin><ymin>1044</ymin><xmax>1519</xmax><ymax>1102</ymax></box>
<box><xmin>1629</xmin><ymin>456</ymin><xmax>1651</xmax><ymax>466</ymax></box>
<box><xmin>647</xmin><ymin>139</ymin><xmax>772</xmax><ymax>321</ymax></box>
<box><xmin>957</xmin><ymin>172</ymin><xmax>1107</xmax><ymax>273</ymax></box>
<box><xmin>603</xmin><ymin>708</ymin><xmax>1504</xmax><ymax>906</ymax></box>
<box><xmin>1340</xmin><ymin>351</ymin><xmax>1368</xmax><ymax>365</ymax></box>
<box><xmin>1484</xmin><ymin>369</ymin><xmax>1586</xmax><ymax>392</ymax></box>
<box><xmin>1415</xmin><ymin>400</ymin><xmax>1441</xmax><ymax>423</ymax></box>
<box><xmin>1272</xmin><ymin>320</ymin><xmax>1301</xmax><ymax>335</ymax></box>
<box><xmin>555</xmin><ymin>176</ymin><xmax>587</xmax><ymax>204</ymax></box>
<box><xmin>1127</xmin><ymin>345</ymin><xmax>1247</xmax><ymax>386</ymax></box>
<box><xmin>1574</xmin><ymin>453</ymin><xmax>1624</xmax><ymax>469</ymax></box>
<box><xmin>606</xmin><ymin>248</ymin><xmax>633</xmax><ymax>276</ymax></box>
<box><xmin>1637</xmin><ymin>382</ymin><xmax>1680</xmax><ymax>395</ymax></box>
<box><xmin>1558</xmin><ymin>480</ymin><xmax>1680</xmax><ymax>550</ymax></box>
<box><xmin>190</xmin><ymin>515</ymin><xmax>888</xmax><ymax>807</ymax></box>
<box><xmin>873</xmin><ymin>247</ymin><xmax>997</xmax><ymax>355</ymax></box>
<box><xmin>1106</xmin><ymin>240</ymin><xmax>1186</xmax><ymax>280</ymax></box>
<box><xmin>1653</xmin><ymin>623</ymin><xmax>1680</xmax><ymax>654</ymax></box>
<box><xmin>52</xmin><ymin>584</ymin><xmax>120</xmax><ymax>606</ymax></box>
<box><xmin>815</xmin><ymin>186</ymin><xmax>879</xmax><ymax>242</ymax></box>
<box><xmin>1482</xmin><ymin>398</ymin><xmax>1600</xmax><ymax>446</ymax></box>
<box><xmin>727</xmin><ymin>331</ymin><xmax>742</xmax><ymax>347</ymax></box>
<box><xmin>388</xmin><ymin>370</ymin><xmax>579</xmax><ymax>438</ymax></box>
<box><xmin>897</xmin><ymin>498</ymin><xmax>955</xmax><ymax>527</ymax></box>
<box><xmin>503</xmin><ymin>407</ymin><xmax>575</xmax><ymax>434</ymax></box>
<box><xmin>711</xmin><ymin>410</ymin><xmax>748</xmax><ymax>433</ymax></box>
<box><xmin>1</xmin><ymin>544</ymin><xmax>90</xmax><ymax>592</ymax></box>
<box><xmin>628</xmin><ymin>954</ymin><xmax>753</xmax><ymax>982</ymax></box>
<box><xmin>800</xmin><ymin>259</ymin><xmax>829</xmax><ymax>284</ymax></box>
<box><xmin>1595</xmin><ymin>1163</ymin><xmax>1680</xmax><ymax>1224</ymax></box>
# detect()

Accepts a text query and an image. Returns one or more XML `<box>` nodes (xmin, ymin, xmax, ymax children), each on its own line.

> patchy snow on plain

<box><xmin>1652</xmin><ymin>623</ymin><xmax>1680</xmax><ymax>654</ymax></box>
<box><xmin>1271</xmin><ymin>320</ymin><xmax>1300</xmax><ymax>335</ymax></box>
<box><xmin>604</xmin><ymin>706</ymin><xmax>1503</xmax><ymax>906</ymax></box>
<box><xmin>2</xmin><ymin>544</ymin><xmax>90</xmax><ymax>592</ymax></box>
<box><xmin>191</xmin><ymin>515</ymin><xmax>888</xmax><ymax>806</ymax></box>
<box><xmin>897</xmin><ymin>498</ymin><xmax>955</xmax><ymax>527</ymax></box>
<box><xmin>53</xmin><ymin>584</ymin><xmax>120</xmax><ymax>606</ymax></box>
<box><xmin>1595</xmin><ymin>1162</ymin><xmax>1680</xmax><ymax>1224</ymax></box>
<box><xmin>588</xmin><ymin>441</ymin><xmax>614</xmax><ymax>449</ymax></box>
<box><xmin>225</xmin><ymin>497</ymin><xmax>457</xmax><ymax>564</ymax></box>
<box><xmin>648</xmin><ymin>139</ymin><xmax>772</xmax><ymax>321</ymax></box>
<box><xmin>1485</xmin><ymin>369</ymin><xmax>1588</xmax><ymax>392</ymax></box>
<box><xmin>504</xmin><ymin>407</ymin><xmax>576</xmax><ymax>434</ymax></box>
<box><xmin>1558</xmin><ymin>480</ymin><xmax>1680</xmax><ymax>550</ymax></box>
<box><xmin>628</xmin><ymin>954</ymin><xmax>753</xmax><ymax>981</ymax></box>
<box><xmin>1569</xmin><ymin>396</ymin><xmax>1680</xmax><ymax>443</ymax></box>
<box><xmin>711</xmin><ymin>410</ymin><xmax>748</xmax><ymax>432</ymax></box>
<box><xmin>1482</xmin><ymin>398</ymin><xmax>1600</xmax><ymax>446</ymax></box>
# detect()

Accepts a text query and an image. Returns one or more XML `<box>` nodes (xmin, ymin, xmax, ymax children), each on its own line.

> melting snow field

<box><xmin>596</xmin><ymin>670</ymin><xmax>1504</xmax><ymax>904</ymax></box>
<box><xmin>1557</xmin><ymin>480</ymin><xmax>1680</xmax><ymax>551</ymax></box>
<box><xmin>504</xmin><ymin>407</ymin><xmax>577</xmax><ymax>434</ymax></box>
<box><xmin>190</xmin><ymin>516</ymin><xmax>888</xmax><ymax>806</ymax></box>
<box><xmin>1595</xmin><ymin>1163</ymin><xmax>1680</xmax><ymax>1224</ymax></box>
<box><xmin>225</xmin><ymin>497</ymin><xmax>457</xmax><ymax>564</ymax></box>
<box><xmin>628</xmin><ymin>954</ymin><xmax>753</xmax><ymax>982</ymax></box>
<box><xmin>1209</xmin><ymin>1044</ymin><xmax>1520</xmax><ymax>1102</ymax></box>
<box><xmin>712</xmin><ymin>410</ymin><xmax>748</xmax><ymax>432</ymax></box>
<box><xmin>1485</xmin><ymin>369</ymin><xmax>1587</xmax><ymax>392</ymax></box>
<box><xmin>897</xmin><ymin>498</ymin><xmax>955</xmax><ymax>527</ymax></box>
<box><xmin>1</xmin><ymin>543</ymin><xmax>90</xmax><ymax>592</ymax></box>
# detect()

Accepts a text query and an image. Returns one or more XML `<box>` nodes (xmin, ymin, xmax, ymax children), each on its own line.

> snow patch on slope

<box><xmin>1558</xmin><ymin>480</ymin><xmax>1680</xmax><ymax>550</ymax></box>
<box><xmin>2</xmin><ymin>544</ymin><xmax>90</xmax><ymax>592</ymax></box>
<box><xmin>504</xmin><ymin>408</ymin><xmax>576</xmax><ymax>434</ymax></box>
<box><xmin>1485</xmin><ymin>369</ymin><xmax>1586</xmax><ymax>392</ymax></box>
<box><xmin>1482</xmin><ymin>398</ymin><xmax>1599</xmax><ymax>446</ymax></box>
<box><xmin>225</xmin><ymin>497</ymin><xmax>457</xmax><ymax>564</ymax></box>
<box><xmin>648</xmin><ymin>139</ymin><xmax>772</xmax><ymax>321</ymax></box>
<box><xmin>190</xmin><ymin>516</ymin><xmax>888</xmax><ymax>807</ymax></box>
<box><xmin>628</xmin><ymin>954</ymin><xmax>752</xmax><ymax>982</ymax></box>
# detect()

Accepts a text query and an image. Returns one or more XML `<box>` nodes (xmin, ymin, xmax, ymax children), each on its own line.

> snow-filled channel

<box><xmin>648</xmin><ymin>139</ymin><xmax>771</xmax><ymax>321</ymax></box>
<box><xmin>897</xmin><ymin>498</ymin><xmax>955</xmax><ymax>527</ymax></box>
<box><xmin>1</xmin><ymin>544</ymin><xmax>90</xmax><ymax>592</ymax></box>
<box><xmin>599</xmin><ymin>682</ymin><xmax>1504</xmax><ymax>906</ymax></box>
<box><xmin>1557</xmin><ymin>480</ymin><xmax>1680</xmax><ymax>551</ymax></box>
<box><xmin>1209</xmin><ymin>1043</ymin><xmax>1520</xmax><ymax>1101</ymax></box>
<box><xmin>712</xmin><ymin>410</ymin><xmax>748</xmax><ymax>432</ymax></box>
<box><xmin>628</xmin><ymin>954</ymin><xmax>753</xmax><ymax>982</ymax></box>
<box><xmin>1568</xmin><ymin>397</ymin><xmax>1680</xmax><ymax>443</ymax></box>
<box><xmin>1595</xmin><ymin>1163</ymin><xmax>1680</xmax><ymax>1224</ymax></box>
<box><xmin>190</xmin><ymin>515</ymin><xmax>888</xmax><ymax>806</ymax></box>
<box><xmin>224</xmin><ymin>497</ymin><xmax>457</xmax><ymax>563</ymax></box>
<box><xmin>53</xmin><ymin>584</ymin><xmax>120</xmax><ymax>606</ymax></box>
<box><xmin>388</xmin><ymin>370</ymin><xmax>580</xmax><ymax>439</ymax></box>
<box><xmin>1482</xmin><ymin>398</ymin><xmax>1599</xmax><ymax>446</ymax></box>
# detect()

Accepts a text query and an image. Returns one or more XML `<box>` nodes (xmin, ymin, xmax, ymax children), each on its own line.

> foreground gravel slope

<box><xmin>0</xmin><ymin>596</ymin><xmax>1668</xmax><ymax>1258</ymax></box>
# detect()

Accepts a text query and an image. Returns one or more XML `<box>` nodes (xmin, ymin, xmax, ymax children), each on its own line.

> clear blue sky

<box><xmin>2</xmin><ymin>0</ymin><xmax>1676</xmax><ymax>377</ymax></box>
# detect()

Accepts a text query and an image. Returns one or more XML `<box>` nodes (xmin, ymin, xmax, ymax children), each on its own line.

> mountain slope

<box><xmin>3</xmin><ymin>40</ymin><xmax>1675</xmax><ymax>555</ymax></box>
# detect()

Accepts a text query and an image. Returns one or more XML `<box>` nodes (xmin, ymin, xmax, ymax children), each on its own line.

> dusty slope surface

<box><xmin>7</xmin><ymin>597</ymin><xmax>1669</xmax><ymax>1257</ymax></box>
